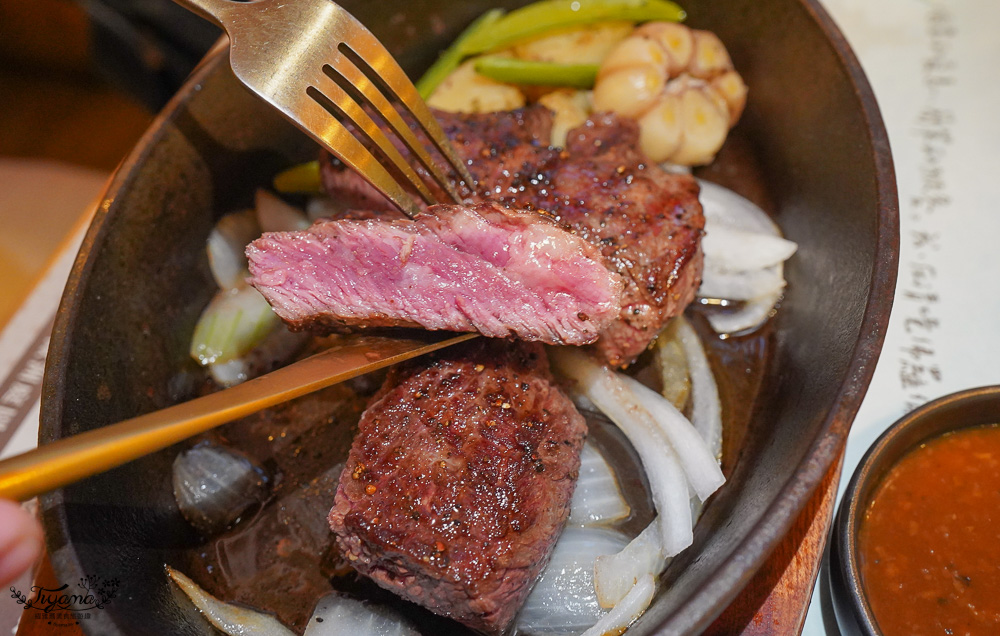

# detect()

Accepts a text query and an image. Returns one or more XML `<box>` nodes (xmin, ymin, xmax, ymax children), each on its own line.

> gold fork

<box><xmin>175</xmin><ymin>0</ymin><xmax>473</xmax><ymax>217</ymax></box>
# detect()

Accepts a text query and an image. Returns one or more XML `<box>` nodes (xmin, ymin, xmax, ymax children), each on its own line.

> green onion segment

<box><xmin>416</xmin><ymin>8</ymin><xmax>505</xmax><ymax>98</ymax></box>
<box><xmin>190</xmin><ymin>286</ymin><xmax>280</xmax><ymax>366</ymax></box>
<box><xmin>474</xmin><ymin>56</ymin><xmax>599</xmax><ymax>88</ymax></box>
<box><xmin>460</xmin><ymin>0</ymin><xmax>685</xmax><ymax>56</ymax></box>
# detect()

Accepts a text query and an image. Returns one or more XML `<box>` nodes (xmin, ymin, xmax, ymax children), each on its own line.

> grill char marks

<box><xmin>247</xmin><ymin>201</ymin><xmax>623</xmax><ymax>345</ymax></box>
<box><xmin>328</xmin><ymin>339</ymin><xmax>586</xmax><ymax>634</ymax></box>
<box><xmin>442</xmin><ymin>108</ymin><xmax>705</xmax><ymax>367</ymax></box>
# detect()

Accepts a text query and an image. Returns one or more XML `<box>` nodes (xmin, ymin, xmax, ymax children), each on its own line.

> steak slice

<box><xmin>328</xmin><ymin>339</ymin><xmax>586</xmax><ymax>634</ymax></box>
<box><xmin>247</xmin><ymin>201</ymin><xmax>622</xmax><ymax>345</ymax></box>
<box><xmin>318</xmin><ymin>106</ymin><xmax>705</xmax><ymax>366</ymax></box>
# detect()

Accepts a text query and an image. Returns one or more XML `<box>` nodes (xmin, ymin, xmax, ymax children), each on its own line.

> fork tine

<box><xmin>173</xmin><ymin>0</ymin><xmax>474</xmax><ymax>216</ymax></box>
<box><xmin>325</xmin><ymin>54</ymin><xmax>465</xmax><ymax>204</ymax></box>
<box><xmin>296</xmin><ymin>93</ymin><xmax>424</xmax><ymax>218</ymax></box>
<box><xmin>308</xmin><ymin>70</ymin><xmax>438</xmax><ymax>206</ymax></box>
<box><xmin>336</xmin><ymin>25</ymin><xmax>476</xmax><ymax>189</ymax></box>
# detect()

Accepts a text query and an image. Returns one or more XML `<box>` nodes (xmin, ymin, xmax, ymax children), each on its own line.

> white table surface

<box><xmin>804</xmin><ymin>0</ymin><xmax>1000</xmax><ymax>632</ymax></box>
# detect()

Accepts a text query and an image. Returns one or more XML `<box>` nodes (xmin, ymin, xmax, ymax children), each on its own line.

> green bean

<box><xmin>416</xmin><ymin>8</ymin><xmax>506</xmax><ymax>98</ymax></box>
<box><xmin>474</xmin><ymin>56</ymin><xmax>599</xmax><ymax>88</ymax></box>
<box><xmin>460</xmin><ymin>0</ymin><xmax>685</xmax><ymax>56</ymax></box>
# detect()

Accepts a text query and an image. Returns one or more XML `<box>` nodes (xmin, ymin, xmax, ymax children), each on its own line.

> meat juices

<box><xmin>328</xmin><ymin>339</ymin><xmax>586</xmax><ymax>634</ymax></box>
<box><xmin>247</xmin><ymin>201</ymin><xmax>623</xmax><ymax>345</ymax></box>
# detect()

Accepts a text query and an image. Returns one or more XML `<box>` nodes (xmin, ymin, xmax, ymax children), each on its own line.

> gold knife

<box><xmin>0</xmin><ymin>332</ymin><xmax>476</xmax><ymax>501</ymax></box>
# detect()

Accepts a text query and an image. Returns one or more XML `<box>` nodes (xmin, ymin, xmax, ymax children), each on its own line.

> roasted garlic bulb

<box><xmin>593</xmin><ymin>22</ymin><xmax>747</xmax><ymax>165</ymax></box>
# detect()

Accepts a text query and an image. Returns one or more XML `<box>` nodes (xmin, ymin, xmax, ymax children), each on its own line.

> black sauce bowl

<box><xmin>827</xmin><ymin>385</ymin><xmax>1000</xmax><ymax>635</ymax></box>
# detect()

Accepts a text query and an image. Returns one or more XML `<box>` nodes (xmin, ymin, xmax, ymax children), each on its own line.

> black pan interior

<box><xmin>38</xmin><ymin>0</ymin><xmax>897</xmax><ymax>633</ymax></box>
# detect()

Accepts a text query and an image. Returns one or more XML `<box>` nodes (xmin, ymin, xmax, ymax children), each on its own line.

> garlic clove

<box><xmin>711</xmin><ymin>69</ymin><xmax>749</xmax><ymax>126</ymax></box>
<box><xmin>172</xmin><ymin>441</ymin><xmax>272</xmax><ymax>536</ymax></box>
<box><xmin>538</xmin><ymin>89</ymin><xmax>593</xmax><ymax>149</ymax></box>
<box><xmin>597</xmin><ymin>35</ymin><xmax>668</xmax><ymax>79</ymax></box>
<box><xmin>593</xmin><ymin>65</ymin><xmax>666</xmax><ymax>118</ymax></box>
<box><xmin>668</xmin><ymin>84</ymin><xmax>730</xmax><ymax>165</ymax></box>
<box><xmin>428</xmin><ymin>58</ymin><xmax>526</xmax><ymax>114</ymax></box>
<box><xmin>689</xmin><ymin>30</ymin><xmax>734</xmax><ymax>79</ymax></box>
<box><xmin>636</xmin><ymin>22</ymin><xmax>694</xmax><ymax>76</ymax></box>
<box><xmin>637</xmin><ymin>93</ymin><xmax>684</xmax><ymax>162</ymax></box>
<box><xmin>513</xmin><ymin>21</ymin><xmax>634</xmax><ymax>66</ymax></box>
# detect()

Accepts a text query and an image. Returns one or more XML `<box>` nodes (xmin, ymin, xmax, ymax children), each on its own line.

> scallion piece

<box><xmin>474</xmin><ymin>56</ymin><xmax>599</xmax><ymax>88</ymax></box>
<box><xmin>190</xmin><ymin>286</ymin><xmax>280</xmax><ymax>366</ymax></box>
<box><xmin>416</xmin><ymin>8</ymin><xmax>506</xmax><ymax>98</ymax></box>
<box><xmin>460</xmin><ymin>0</ymin><xmax>686</xmax><ymax>56</ymax></box>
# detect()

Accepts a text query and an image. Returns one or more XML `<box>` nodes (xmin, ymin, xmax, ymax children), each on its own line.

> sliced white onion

<box><xmin>172</xmin><ymin>442</ymin><xmax>270</xmax><ymax>536</ymax></box>
<box><xmin>698</xmin><ymin>263</ymin><xmax>785</xmax><ymax>301</ymax></box>
<box><xmin>209</xmin><ymin>358</ymin><xmax>250</xmax><ymax>388</ymax></box>
<box><xmin>614</xmin><ymin>373</ymin><xmax>723</xmax><ymax>502</ymax></box>
<box><xmin>568</xmin><ymin>442</ymin><xmax>631</xmax><ymax>527</ymax></box>
<box><xmin>697</xmin><ymin>179</ymin><xmax>779</xmax><ymax>235</ymax></box>
<box><xmin>517</xmin><ymin>526</ymin><xmax>630</xmax><ymax>635</ymax></box>
<box><xmin>706</xmin><ymin>288</ymin><xmax>784</xmax><ymax>336</ymax></box>
<box><xmin>549</xmin><ymin>348</ymin><xmax>692</xmax><ymax>557</ymax></box>
<box><xmin>256</xmin><ymin>189</ymin><xmax>311</xmax><ymax>233</ymax></box>
<box><xmin>303</xmin><ymin>593</ymin><xmax>419</xmax><ymax>636</ymax></box>
<box><xmin>580</xmin><ymin>574</ymin><xmax>657</xmax><ymax>636</ymax></box>
<box><xmin>695</xmin><ymin>179</ymin><xmax>797</xmax><ymax>335</ymax></box>
<box><xmin>593</xmin><ymin>521</ymin><xmax>666</xmax><ymax>608</ymax></box>
<box><xmin>701</xmin><ymin>227</ymin><xmax>797</xmax><ymax>271</ymax></box>
<box><xmin>167</xmin><ymin>566</ymin><xmax>295</xmax><ymax>636</ymax></box>
<box><xmin>674</xmin><ymin>317</ymin><xmax>722</xmax><ymax>460</ymax></box>
<box><xmin>208</xmin><ymin>209</ymin><xmax>260</xmax><ymax>291</ymax></box>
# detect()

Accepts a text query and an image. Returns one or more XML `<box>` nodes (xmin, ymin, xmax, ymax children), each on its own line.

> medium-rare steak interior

<box><xmin>328</xmin><ymin>338</ymin><xmax>587</xmax><ymax>634</ymax></box>
<box><xmin>247</xmin><ymin>201</ymin><xmax>623</xmax><ymax>345</ymax></box>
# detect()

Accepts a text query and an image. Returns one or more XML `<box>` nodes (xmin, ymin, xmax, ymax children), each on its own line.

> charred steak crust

<box><xmin>328</xmin><ymin>339</ymin><xmax>586</xmax><ymax>634</ymax></box>
<box><xmin>317</xmin><ymin>106</ymin><xmax>705</xmax><ymax>366</ymax></box>
<box><xmin>448</xmin><ymin>109</ymin><xmax>705</xmax><ymax>367</ymax></box>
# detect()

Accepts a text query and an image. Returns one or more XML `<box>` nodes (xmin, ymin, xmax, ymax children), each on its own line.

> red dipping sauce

<box><xmin>859</xmin><ymin>424</ymin><xmax>1000</xmax><ymax>635</ymax></box>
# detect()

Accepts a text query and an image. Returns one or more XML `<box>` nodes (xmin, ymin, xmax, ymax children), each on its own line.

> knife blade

<box><xmin>0</xmin><ymin>331</ymin><xmax>476</xmax><ymax>501</ymax></box>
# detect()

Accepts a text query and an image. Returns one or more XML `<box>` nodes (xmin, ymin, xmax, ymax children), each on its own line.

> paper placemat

<box><xmin>803</xmin><ymin>0</ymin><xmax>1000</xmax><ymax>631</ymax></box>
<box><xmin>0</xmin><ymin>212</ymin><xmax>90</xmax><ymax>635</ymax></box>
<box><xmin>2</xmin><ymin>2</ymin><xmax>997</xmax><ymax>631</ymax></box>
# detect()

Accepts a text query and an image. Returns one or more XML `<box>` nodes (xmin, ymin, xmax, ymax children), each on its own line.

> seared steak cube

<box><xmin>328</xmin><ymin>339</ymin><xmax>586</xmax><ymax>633</ymax></box>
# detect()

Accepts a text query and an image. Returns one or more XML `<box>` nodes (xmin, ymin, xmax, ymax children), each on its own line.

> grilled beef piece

<box><xmin>328</xmin><ymin>339</ymin><xmax>586</xmax><ymax>634</ymax></box>
<box><xmin>247</xmin><ymin>201</ymin><xmax>622</xmax><ymax>345</ymax></box>
<box><xmin>448</xmin><ymin>109</ymin><xmax>704</xmax><ymax>367</ymax></box>
<box><xmin>318</xmin><ymin>106</ymin><xmax>704</xmax><ymax>366</ymax></box>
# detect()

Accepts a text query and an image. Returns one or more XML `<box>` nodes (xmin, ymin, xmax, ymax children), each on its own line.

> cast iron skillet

<box><xmin>38</xmin><ymin>0</ymin><xmax>898</xmax><ymax>633</ymax></box>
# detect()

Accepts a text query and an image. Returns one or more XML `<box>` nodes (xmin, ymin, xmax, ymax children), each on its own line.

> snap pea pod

<box><xmin>273</xmin><ymin>160</ymin><xmax>321</xmax><ymax>194</ymax></box>
<box><xmin>474</xmin><ymin>56</ymin><xmax>599</xmax><ymax>88</ymax></box>
<box><xmin>416</xmin><ymin>8</ymin><xmax>505</xmax><ymax>98</ymax></box>
<box><xmin>459</xmin><ymin>0</ymin><xmax>685</xmax><ymax>56</ymax></box>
